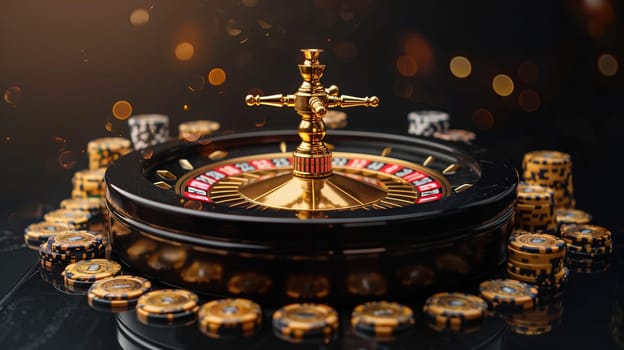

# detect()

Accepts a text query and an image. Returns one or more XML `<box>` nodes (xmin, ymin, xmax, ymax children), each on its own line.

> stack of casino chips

<box><xmin>555</xmin><ymin>208</ymin><xmax>592</xmax><ymax>232</ymax></box>
<box><xmin>61</xmin><ymin>258</ymin><xmax>121</xmax><ymax>293</ymax></box>
<box><xmin>178</xmin><ymin>120</ymin><xmax>221</xmax><ymax>141</ymax></box>
<box><xmin>422</xmin><ymin>292</ymin><xmax>488</xmax><ymax>333</ymax></box>
<box><xmin>23</xmin><ymin>221</ymin><xmax>70</xmax><ymax>250</ymax></box>
<box><xmin>479</xmin><ymin>278</ymin><xmax>539</xmax><ymax>314</ymax></box>
<box><xmin>515</xmin><ymin>183</ymin><xmax>557</xmax><ymax>234</ymax></box>
<box><xmin>272</xmin><ymin>303</ymin><xmax>339</xmax><ymax>343</ymax></box>
<box><xmin>38</xmin><ymin>231</ymin><xmax>106</xmax><ymax>272</ymax></box>
<box><xmin>136</xmin><ymin>289</ymin><xmax>200</xmax><ymax>326</ymax></box>
<box><xmin>506</xmin><ymin>233</ymin><xmax>569</xmax><ymax>294</ymax></box>
<box><xmin>522</xmin><ymin>150</ymin><xmax>575</xmax><ymax>208</ymax></box>
<box><xmin>407</xmin><ymin>110</ymin><xmax>450</xmax><ymax>137</ymax></box>
<box><xmin>350</xmin><ymin>301</ymin><xmax>415</xmax><ymax>341</ymax></box>
<box><xmin>88</xmin><ymin>275</ymin><xmax>152</xmax><ymax>312</ymax></box>
<box><xmin>128</xmin><ymin>114</ymin><xmax>170</xmax><ymax>150</ymax></box>
<box><xmin>198</xmin><ymin>298</ymin><xmax>263</xmax><ymax>339</ymax></box>
<box><xmin>59</xmin><ymin>197</ymin><xmax>109</xmax><ymax>240</ymax></box>
<box><xmin>44</xmin><ymin>208</ymin><xmax>90</xmax><ymax>230</ymax></box>
<box><xmin>71</xmin><ymin>168</ymin><xmax>106</xmax><ymax>198</ymax></box>
<box><xmin>561</xmin><ymin>224</ymin><xmax>613</xmax><ymax>273</ymax></box>
<box><xmin>87</xmin><ymin>137</ymin><xmax>133</xmax><ymax>170</ymax></box>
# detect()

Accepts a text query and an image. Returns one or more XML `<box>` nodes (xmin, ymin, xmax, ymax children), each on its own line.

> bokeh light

<box><xmin>518</xmin><ymin>61</ymin><xmax>539</xmax><ymax>83</ymax></box>
<box><xmin>518</xmin><ymin>90</ymin><xmax>541</xmax><ymax>112</ymax></box>
<box><xmin>208</xmin><ymin>68</ymin><xmax>227</xmax><ymax>86</ymax></box>
<box><xmin>597</xmin><ymin>54</ymin><xmax>618</xmax><ymax>76</ymax></box>
<box><xmin>472</xmin><ymin>108</ymin><xmax>494</xmax><ymax>130</ymax></box>
<box><xmin>396</xmin><ymin>55</ymin><xmax>418</xmax><ymax>77</ymax></box>
<box><xmin>492</xmin><ymin>74</ymin><xmax>514</xmax><ymax>96</ymax></box>
<box><xmin>402</xmin><ymin>33</ymin><xmax>434</xmax><ymax>75</ymax></box>
<box><xmin>188</xmin><ymin>76</ymin><xmax>206</xmax><ymax>92</ymax></box>
<box><xmin>175</xmin><ymin>42</ymin><xmax>195</xmax><ymax>61</ymax></box>
<box><xmin>5</xmin><ymin>136</ymin><xmax>11</xmax><ymax>142</ymax></box>
<box><xmin>58</xmin><ymin>150</ymin><xmax>77</xmax><ymax>169</ymax></box>
<box><xmin>112</xmin><ymin>100</ymin><xmax>133</xmax><ymax>120</ymax></box>
<box><xmin>449</xmin><ymin>56</ymin><xmax>472</xmax><ymax>78</ymax></box>
<box><xmin>129</xmin><ymin>8</ymin><xmax>150</xmax><ymax>27</ymax></box>
<box><xmin>3</xmin><ymin>86</ymin><xmax>23</xmax><ymax>105</ymax></box>
<box><xmin>226</xmin><ymin>19</ymin><xmax>242</xmax><ymax>36</ymax></box>
<box><xmin>183</xmin><ymin>104</ymin><xmax>190</xmax><ymax>112</ymax></box>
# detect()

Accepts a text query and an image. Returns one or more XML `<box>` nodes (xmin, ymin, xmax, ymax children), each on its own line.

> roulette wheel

<box><xmin>105</xmin><ymin>49</ymin><xmax>518</xmax><ymax>307</ymax></box>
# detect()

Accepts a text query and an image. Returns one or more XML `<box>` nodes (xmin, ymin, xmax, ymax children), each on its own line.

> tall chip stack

<box><xmin>506</xmin><ymin>233</ymin><xmax>569</xmax><ymax>295</ymax></box>
<box><xmin>87</xmin><ymin>137</ymin><xmax>133</xmax><ymax>170</ymax></box>
<box><xmin>515</xmin><ymin>183</ymin><xmax>557</xmax><ymax>234</ymax></box>
<box><xmin>128</xmin><ymin>114</ymin><xmax>170</xmax><ymax>150</ymax></box>
<box><xmin>560</xmin><ymin>224</ymin><xmax>612</xmax><ymax>273</ymax></box>
<box><xmin>522</xmin><ymin>150</ymin><xmax>575</xmax><ymax>209</ymax></box>
<box><xmin>71</xmin><ymin>168</ymin><xmax>106</xmax><ymax>198</ymax></box>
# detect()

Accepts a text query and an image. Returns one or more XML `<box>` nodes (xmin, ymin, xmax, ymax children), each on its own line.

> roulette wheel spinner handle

<box><xmin>244</xmin><ymin>49</ymin><xmax>382</xmax><ymax>215</ymax></box>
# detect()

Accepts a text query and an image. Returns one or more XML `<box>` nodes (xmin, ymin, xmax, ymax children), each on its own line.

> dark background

<box><xmin>0</xmin><ymin>1</ymin><xmax>623</xmax><ymax>349</ymax></box>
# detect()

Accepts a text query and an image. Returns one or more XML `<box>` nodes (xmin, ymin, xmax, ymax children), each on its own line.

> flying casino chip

<box><xmin>422</xmin><ymin>292</ymin><xmax>488</xmax><ymax>332</ymax></box>
<box><xmin>272</xmin><ymin>303</ymin><xmax>339</xmax><ymax>343</ymax></box>
<box><xmin>136</xmin><ymin>289</ymin><xmax>200</xmax><ymax>326</ymax></box>
<box><xmin>479</xmin><ymin>279</ymin><xmax>538</xmax><ymax>312</ymax></box>
<box><xmin>197</xmin><ymin>298</ymin><xmax>262</xmax><ymax>338</ymax></box>
<box><xmin>350</xmin><ymin>301</ymin><xmax>415</xmax><ymax>341</ymax></box>
<box><xmin>88</xmin><ymin>275</ymin><xmax>152</xmax><ymax>312</ymax></box>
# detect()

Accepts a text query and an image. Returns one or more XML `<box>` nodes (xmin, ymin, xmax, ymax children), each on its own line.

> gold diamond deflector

<box><xmin>238</xmin><ymin>171</ymin><xmax>388</xmax><ymax>211</ymax></box>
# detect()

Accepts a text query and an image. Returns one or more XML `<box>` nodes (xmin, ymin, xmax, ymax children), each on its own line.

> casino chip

<box><xmin>38</xmin><ymin>231</ymin><xmax>105</xmax><ymax>271</ymax></box>
<box><xmin>44</xmin><ymin>208</ymin><xmax>91</xmax><ymax>230</ymax></box>
<box><xmin>432</xmin><ymin>129</ymin><xmax>476</xmax><ymax>143</ymax></box>
<box><xmin>88</xmin><ymin>275</ymin><xmax>151</xmax><ymax>312</ymax></box>
<box><xmin>178</xmin><ymin>120</ymin><xmax>220</xmax><ymax>140</ymax></box>
<box><xmin>479</xmin><ymin>279</ymin><xmax>538</xmax><ymax>312</ymax></box>
<box><xmin>422</xmin><ymin>292</ymin><xmax>488</xmax><ymax>333</ymax></box>
<box><xmin>128</xmin><ymin>114</ymin><xmax>170</xmax><ymax>150</ymax></box>
<box><xmin>561</xmin><ymin>224</ymin><xmax>613</xmax><ymax>273</ymax></box>
<box><xmin>406</xmin><ymin>110</ymin><xmax>450</xmax><ymax>137</ymax></box>
<box><xmin>272</xmin><ymin>303</ymin><xmax>339</xmax><ymax>343</ymax></box>
<box><xmin>322</xmin><ymin>110</ymin><xmax>347</xmax><ymax>129</ymax></box>
<box><xmin>198</xmin><ymin>298</ymin><xmax>262</xmax><ymax>339</ymax></box>
<box><xmin>350</xmin><ymin>301</ymin><xmax>415</xmax><ymax>341</ymax></box>
<box><xmin>62</xmin><ymin>259</ymin><xmax>121</xmax><ymax>290</ymax></box>
<box><xmin>509</xmin><ymin>233</ymin><xmax>565</xmax><ymax>254</ymax></box>
<box><xmin>87</xmin><ymin>137</ymin><xmax>133</xmax><ymax>170</ymax></box>
<box><xmin>70</xmin><ymin>168</ymin><xmax>107</xmax><ymax>198</ymax></box>
<box><xmin>285</xmin><ymin>274</ymin><xmax>330</xmax><ymax>299</ymax></box>
<box><xmin>522</xmin><ymin>150</ymin><xmax>574</xmax><ymax>208</ymax></box>
<box><xmin>515</xmin><ymin>183</ymin><xmax>557</xmax><ymax>233</ymax></box>
<box><xmin>23</xmin><ymin>221</ymin><xmax>70</xmax><ymax>250</ymax></box>
<box><xmin>136</xmin><ymin>289</ymin><xmax>200</xmax><ymax>326</ymax></box>
<box><xmin>346</xmin><ymin>271</ymin><xmax>387</xmax><ymax>297</ymax></box>
<box><xmin>555</xmin><ymin>208</ymin><xmax>591</xmax><ymax>227</ymax></box>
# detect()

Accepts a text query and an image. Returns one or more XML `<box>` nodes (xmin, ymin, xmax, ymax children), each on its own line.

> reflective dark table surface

<box><xmin>1</xmin><ymin>196</ymin><xmax>622</xmax><ymax>350</ymax></box>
